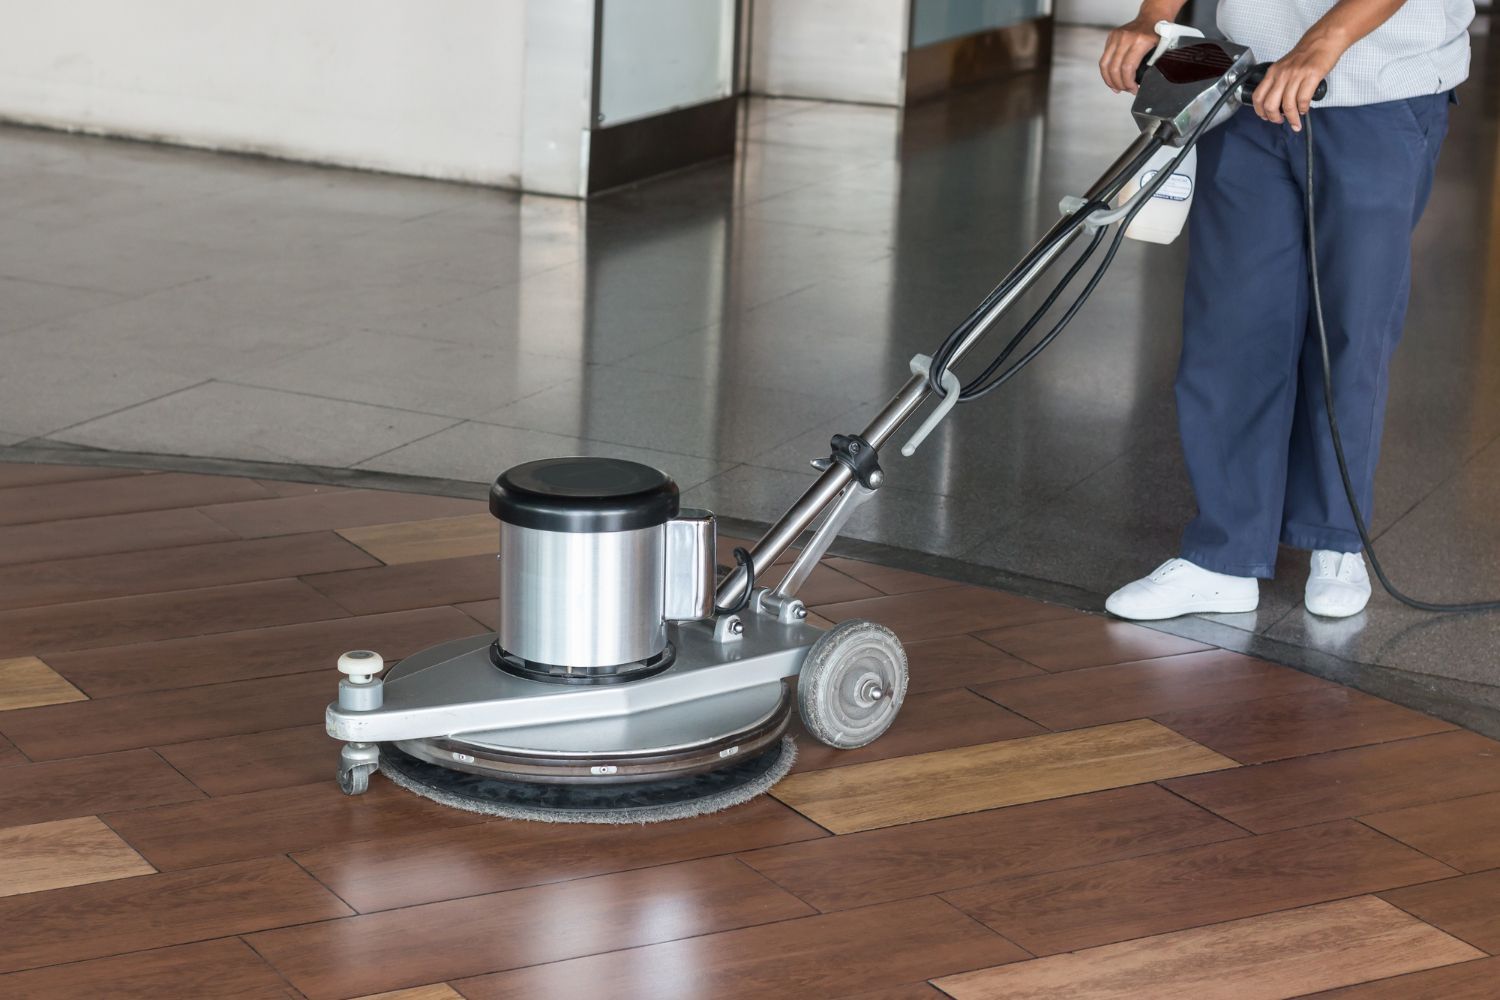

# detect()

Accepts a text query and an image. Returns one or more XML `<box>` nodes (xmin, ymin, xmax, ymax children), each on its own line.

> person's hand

<box><xmin>1100</xmin><ymin>14</ymin><xmax>1162</xmax><ymax>94</ymax></box>
<box><xmin>1252</xmin><ymin>35</ymin><xmax>1343</xmax><ymax>131</ymax></box>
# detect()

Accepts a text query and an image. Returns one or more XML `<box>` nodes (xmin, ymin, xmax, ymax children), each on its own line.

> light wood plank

<box><xmin>1300</xmin><ymin>957</ymin><xmax>1500</xmax><ymax>998</ymax></box>
<box><xmin>0</xmin><ymin>856</ymin><xmax>352</xmax><ymax>975</ymax></box>
<box><xmin>771</xmin><ymin>719</ymin><xmax>1237</xmax><ymax>833</ymax></box>
<box><xmin>942</xmin><ymin>820</ymin><xmax>1456</xmax><ymax>955</ymax></box>
<box><xmin>1380</xmin><ymin>869</ymin><xmax>1500</xmax><ymax>953</ymax></box>
<box><xmin>934</xmin><ymin>896</ymin><xmax>1484</xmax><ymax>1000</ymax></box>
<box><xmin>0</xmin><ymin>656</ymin><xmax>86</xmax><ymax>710</ymax></box>
<box><xmin>0</xmin><ymin>816</ymin><xmax>155</xmax><ymax>897</ymax></box>
<box><xmin>353</xmin><ymin>986</ymin><xmax>466</xmax><ymax>1000</ymax></box>
<box><xmin>337</xmin><ymin>514</ymin><xmax>497</xmax><ymax>565</ymax></box>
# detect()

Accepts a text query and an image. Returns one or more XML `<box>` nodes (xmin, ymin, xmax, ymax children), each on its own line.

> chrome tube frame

<box><xmin>714</xmin><ymin>129</ymin><xmax>1167</xmax><ymax>612</ymax></box>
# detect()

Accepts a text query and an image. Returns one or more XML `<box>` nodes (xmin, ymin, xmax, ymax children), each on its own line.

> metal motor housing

<box><xmin>490</xmin><ymin>457</ymin><xmax>715</xmax><ymax>679</ymax></box>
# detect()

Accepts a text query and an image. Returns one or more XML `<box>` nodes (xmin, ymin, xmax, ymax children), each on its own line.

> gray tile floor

<box><xmin>2</xmin><ymin>27</ymin><xmax>1497</xmax><ymax>719</ymax></box>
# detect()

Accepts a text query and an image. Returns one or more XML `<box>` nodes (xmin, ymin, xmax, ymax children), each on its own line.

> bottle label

<box><xmin>1141</xmin><ymin>169</ymin><xmax>1194</xmax><ymax>202</ymax></box>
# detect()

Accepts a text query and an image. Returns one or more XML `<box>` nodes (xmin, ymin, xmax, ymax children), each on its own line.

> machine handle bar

<box><xmin>711</xmin><ymin>131</ymin><xmax>1165</xmax><ymax>612</ymax></box>
<box><xmin>1134</xmin><ymin>56</ymin><xmax>1327</xmax><ymax>103</ymax></box>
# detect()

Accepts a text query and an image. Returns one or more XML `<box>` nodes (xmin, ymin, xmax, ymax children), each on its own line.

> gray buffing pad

<box><xmin>378</xmin><ymin>737</ymin><xmax>798</xmax><ymax>825</ymax></box>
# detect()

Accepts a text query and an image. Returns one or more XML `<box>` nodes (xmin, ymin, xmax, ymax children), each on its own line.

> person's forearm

<box><xmin>1253</xmin><ymin>0</ymin><xmax>1410</xmax><ymax>127</ymax></box>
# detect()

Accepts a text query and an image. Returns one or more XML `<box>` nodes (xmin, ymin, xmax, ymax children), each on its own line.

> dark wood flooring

<box><xmin>0</xmin><ymin>462</ymin><xmax>1495</xmax><ymax>999</ymax></box>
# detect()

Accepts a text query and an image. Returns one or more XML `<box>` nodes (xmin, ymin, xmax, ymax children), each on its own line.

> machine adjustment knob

<box><xmin>337</xmin><ymin>650</ymin><xmax>384</xmax><ymax>683</ymax></box>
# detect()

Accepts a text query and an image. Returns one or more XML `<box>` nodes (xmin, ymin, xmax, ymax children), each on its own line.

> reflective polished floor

<box><xmin>1</xmin><ymin>27</ymin><xmax>1496</xmax><ymax>725</ymax></box>
<box><xmin>3</xmin><ymin>462</ymin><xmax>1498</xmax><ymax>999</ymax></box>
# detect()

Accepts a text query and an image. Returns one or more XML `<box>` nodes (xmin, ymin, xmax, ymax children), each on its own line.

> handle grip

<box><xmin>1241</xmin><ymin>63</ymin><xmax>1328</xmax><ymax>102</ymax></box>
<box><xmin>1134</xmin><ymin>59</ymin><xmax>1328</xmax><ymax>103</ymax></box>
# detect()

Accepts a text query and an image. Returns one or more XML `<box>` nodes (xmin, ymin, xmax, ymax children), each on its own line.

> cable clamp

<box><xmin>902</xmin><ymin>354</ymin><xmax>960</xmax><ymax>457</ymax></box>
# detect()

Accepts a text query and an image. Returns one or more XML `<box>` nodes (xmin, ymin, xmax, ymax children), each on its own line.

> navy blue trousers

<box><xmin>1177</xmin><ymin>94</ymin><xmax>1450</xmax><ymax>578</ymax></box>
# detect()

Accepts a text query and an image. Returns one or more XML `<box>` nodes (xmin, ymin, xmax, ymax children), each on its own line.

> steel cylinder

<box><xmin>490</xmin><ymin>456</ymin><xmax>684</xmax><ymax>672</ymax></box>
<box><xmin>497</xmin><ymin>519</ymin><xmax>667</xmax><ymax>668</ymax></box>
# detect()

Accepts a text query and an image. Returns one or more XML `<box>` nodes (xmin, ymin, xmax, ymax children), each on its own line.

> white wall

<box><xmin>1055</xmin><ymin>0</ymin><xmax>1144</xmax><ymax>26</ymax></box>
<box><xmin>0</xmin><ymin>0</ymin><xmax>525</xmax><ymax>186</ymax></box>
<box><xmin>750</xmin><ymin>0</ymin><xmax>910</xmax><ymax>105</ymax></box>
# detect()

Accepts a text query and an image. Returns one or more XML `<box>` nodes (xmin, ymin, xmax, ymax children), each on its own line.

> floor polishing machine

<box><xmin>326</xmin><ymin>27</ymin><xmax>1314</xmax><ymax>821</ymax></box>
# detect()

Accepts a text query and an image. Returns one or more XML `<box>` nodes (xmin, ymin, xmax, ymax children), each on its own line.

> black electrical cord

<box><xmin>960</xmin><ymin>225</ymin><xmax>1109</xmax><ymax>396</ymax></box>
<box><xmin>1303</xmin><ymin>109</ymin><xmax>1500</xmax><ymax>612</ymax></box>
<box><xmin>934</xmin><ymin>84</ymin><xmax>1242</xmax><ymax>402</ymax></box>
<box><xmin>713</xmin><ymin>547</ymin><xmax>756</xmax><ymax>615</ymax></box>
<box><xmin>960</xmin><ymin>89</ymin><xmax>1239</xmax><ymax>397</ymax></box>
<box><xmin>924</xmin><ymin>139</ymin><xmax>1166</xmax><ymax>397</ymax></box>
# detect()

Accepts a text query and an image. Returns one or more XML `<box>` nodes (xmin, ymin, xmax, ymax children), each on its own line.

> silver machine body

<box><xmin>329</xmin><ymin>31</ymin><xmax>1269</xmax><ymax>795</ymax></box>
<box><xmin>497</xmin><ymin>516</ymin><xmax>714</xmax><ymax>670</ymax></box>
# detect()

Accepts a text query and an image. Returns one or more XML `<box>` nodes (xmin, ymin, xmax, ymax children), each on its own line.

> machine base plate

<box><xmin>379</xmin><ymin>735</ymin><xmax>797</xmax><ymax>824</ymax></box>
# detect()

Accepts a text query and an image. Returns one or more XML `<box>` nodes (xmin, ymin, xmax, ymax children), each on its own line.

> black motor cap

<box><xmin>489</xmin><ymin>457</ymin><xmax>680</xmax><ymax>533</ymax></box>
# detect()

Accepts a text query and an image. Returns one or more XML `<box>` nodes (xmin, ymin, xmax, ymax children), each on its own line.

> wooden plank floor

<box><xmin>0</xmin><ymin>461</ymin><xmax>1495</xmax><ymax>999</ymax></box>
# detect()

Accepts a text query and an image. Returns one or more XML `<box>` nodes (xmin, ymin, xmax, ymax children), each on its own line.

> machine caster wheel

<box><xmin>798</xmin><ymin>619</ymin><xmax>907</xmax><ymax>749</ymax></box>
<box><xmin>338</xmin><ymin>762</ymin><xmax>376</xmax><ymax>795</ymax></box>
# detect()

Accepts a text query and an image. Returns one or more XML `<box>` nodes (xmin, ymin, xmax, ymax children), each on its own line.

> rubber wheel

<box><xmin>797</xmin><ymin>619</ymin><xmax>907</xmax><ymax>749</ymax></box>
<box><xmin>338</xmin><ymin>763</ymin><xmax>375</xmax><ymax>795</ymax></box>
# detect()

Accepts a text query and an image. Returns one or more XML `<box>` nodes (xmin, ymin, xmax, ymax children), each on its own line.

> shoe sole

<box><xmin>1105</xmin><ymin>598</ymin><xmax>1259</xmax><ymax>621</ymax></box>
<box><xmin>1304</xmin><ymin>599</ymin><xmax>1369</xmax><ymax>618</ymax></box>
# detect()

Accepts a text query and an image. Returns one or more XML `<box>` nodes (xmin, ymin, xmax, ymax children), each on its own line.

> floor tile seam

<box><xmin>88</xmin><ymin>808</ymin><xmax>166</xmax><ymax>880</ymax></box>
<box><xmin>736</xmin><ymin>397</ymin><xmax>889</xmax><ymax>469</ymax></box>
<box><xmin>968</xmin><ymin>631</ymin><xmax>1217</xmax><ymax>674</ymax></box>
<box><xmin>725</xmin><ymin>460</ymin><xmax>988</xmax><ymax>509</ymax></box>
<box><xmin>928</xmin><ymin>893</ymin><xmax>1036</xmax><ymax>960</ymax></box>
<box><xmin>0</xmin><ymin>684</ymin><xmax>345</xmax><ymax>762</ymax></box>
<box><xmin>207</xmin><ymin>377</ymin><xmax>475</xmax><ymax>429</ymax></box>
<box><xmin>962</xmin><ymin>685</ymin><xmax>1055</xmax><ymax>731</ymax></box>
<box><xmin>737</xmin><ymin>201</ymin><xmax>894</xmax><ymax>238</ymax></box>
<box><xmin>284</xmin><ymin>853</ymin><xmax>362</xmax><ymax>919</ymax></box>
<box><xmin>0</xmin><ymin>526</ymin><xmax>378</xmax><ymax>582</ymax></box>
<box><xmin>241</xmin><ymin>930</ymin><xmax>313</xmax><ymax>1000</ymax></box>
<box><xmin>1280</xmin><ymin>956</ymin><xmax>1500</xmax><ymax>1000</ymax></box>
<box><xmin>340</xmin><ymin>416</ymin><xmax>471</xmax><ymax>472</ymax></box>
<box><xmin>1370</xmin><ymin>889</ymin><xmax>1499</xmax><ymax>956</ymax></box>
<box><xmin>0</xmin><ymin>272</ymin><xmax>187</xmax><ymax>343</ymax></box>
<box><xmin>198</xmin><ymin>506</ymin><xmax>491</xmax><ymax>546</ymax></box>
<box><xmin>253</xmin><ymin>874</ymin><xmax>864</xmax><ymax>986</ymax></box>
<box><xmin>1348</xmin><ymin>816</ymin><xmax>1470</xmax><ymax>876</ymax></box>
<box><xmin>1144</xmin><ymin>674</ymin><xmax>1458</xmax><ymax>713</ymax></box>
<box><xmin>938</xmin><ymin>886</ymin><xmax>1484</xmax><ymax>964</ymax></box>
<box><xmin>1182</xmin><ymin>726</ymin><xmax>1500</xmax><ymax>776</ymax></box>
<box><xmin>726</xmin><ymin>855</ymin><xmax>822</xmax><ymax>917</ymax></box>
<box><xmin>1370</xmin><ymin>423</ymin><xmax>1500</xmax><ymax>543</ymax></box>
<box><xmin>0</xmin><ymin>269</ymin><xmax>142</xmax><ymax>299</ymax></box>
<box><xmin>1245</xmin><ymin>598</ymin><xmax>1302</xmax><ymax>639</ymax></box>
<box><xmin>749</xmin><ymin>803</ymin><xmax>1254</xmax><ymax>914</ymax></box>
<box><xmin>290</xmin><ymin>824</ymin><xmax>834</xmax><ymax>916</ymax></box>
<box><xmin>1149</xmin><ymin>781</ymin><xmax>1260</xmax><ymax>837</ymax></box>
<box><xmin>1356</xmin><ymin>788</ymin><xmax>1500</xmax><ymax>826</ymax></box>
<box><xmin>917</xmin><ymin>817</ymin><xmax>1466</xmax><ymax>897</ymax></box>
<box><xmin>0</xmin><ymin>933</ymin><xmax>295</xmax><ymax>986</ymax></box>
<box><xmin>793</xmin><ymin>725</ymin><xmax>1051</xmax><ymax>780</ymax></box>
<box><xmin>0</xmin><ymin>571</ymin><xmax>346</xmax><ymax>628</ymax></box>
<box><xmin>456</xmin><ymin>411</ymin><xmax>756</xmax><ymax>466</ymax></box>
<box><xmin>29</xmin><ymin>378</ymin><xmax>217</xmax><ymax>444</ymax></box>
<box><xmin>24</xmin><ymin>612</ymin><xmax>387</xmax><ymax>686</ymax></box>
<box><xmin>950</xmin><ymin>433</ymin><xmax>1180</xmax><ymax>562</ymax></box>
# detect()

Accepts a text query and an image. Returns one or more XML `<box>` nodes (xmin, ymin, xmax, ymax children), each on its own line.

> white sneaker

<box><xmin>1105</xmin><ymin>558</ymin><xmax>1259</xmax><ymax>620</ymax></box>
<box><xmin>1305</xmin><ymin>550</ymin><xmax>1371</xmax><ymax>617</ymax></box>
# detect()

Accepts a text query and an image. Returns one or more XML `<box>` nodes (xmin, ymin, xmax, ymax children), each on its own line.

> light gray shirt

<box><xmin>1216</xmin><ymin>0</ymin><xmax>1474</xmax><ymax>105</ymax></box>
